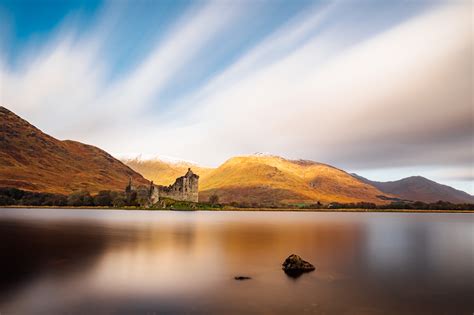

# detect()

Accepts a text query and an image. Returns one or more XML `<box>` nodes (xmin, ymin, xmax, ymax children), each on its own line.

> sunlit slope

<box><xmin>0</xmin><ymin>106</ymin><xmax>149</xmax><ymax>194</ymax></box>
<box><xmin>124</xmin><ymin>159</ymin><xmax>213</xmax><ymax>186</ymax></box>
<box><xmin>199</xmin><ymin>155</ymin><xmax>390</xmax><ymax>205</ymax></box>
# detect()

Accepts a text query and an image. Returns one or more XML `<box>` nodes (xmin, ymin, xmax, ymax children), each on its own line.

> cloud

<box><xmin>1</xmin><ymin>32</ymin><xmax>104</xmax><ymax>134</ymax></box>
<box><xmin>150</xmin><ymin>2</ymin><xmax>471</xmax><ymax>170</ymax></box>
<box><xmin>438</xmin><ymin>168</ymin><xmax>474</xmax><ymax>182</ymax></box>
<box><xmin>94</xmin><ymin>2</ymin><xmax>247</xmax><ymax>114</ymax></box>
<box><xmin>0</xmin><ymin>1</ymin><xmax>248</xmax><ymax>138</ymax></box>
<box><xmin>0</xmin><ymin>1</ymin><xmax>471</xmax><ymax>186</ymax></box>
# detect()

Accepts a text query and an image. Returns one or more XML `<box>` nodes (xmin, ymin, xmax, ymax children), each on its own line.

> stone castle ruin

<box><xmin>151</xmin><ymin>168</ymin><xmax>199</xmax><ymax>203</ymax></box>
<box><xmin>126</xmin><ymin>168</ymin><xmax>199</xmax><ymax>206</ymax></box>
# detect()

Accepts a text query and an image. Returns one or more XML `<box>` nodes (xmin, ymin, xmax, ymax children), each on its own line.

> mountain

<box><xmin>198</xmin><ymin>155</ymin><xmax>393</xmax><ymax>205</ymax></box>
<box><xmin>121</xmin><ymin>156</ymin><xmax>213</xmax><ymax>186</ymax></box>
<box><xmin>124</xmin><ymin>154</ymin><xmax>391</xmax><ymax>205</ymax></box>
<box><xmin>352</xmin><ymin>174</ymin><xmax>474</xmax><ymax>203</ymax></box>
<box><xmin>0</xmin><ymin>106</ymin><xmax>149</xmax><ymax>194</ymax></box>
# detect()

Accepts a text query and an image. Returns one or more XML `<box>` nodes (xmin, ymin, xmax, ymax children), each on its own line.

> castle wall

<box><xmin>150</xmin><ymin>168</ymin><xmax>199</xmax><ymax>204</ymax></box>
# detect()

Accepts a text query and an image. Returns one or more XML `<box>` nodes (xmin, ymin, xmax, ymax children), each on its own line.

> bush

<box><xmin>112</xmin><ymin>196</ymin><xmax>126</xmax><ymax>208</ymax></box>
<box><xmin>136</xmin><ymin>186</ymin><xmax>150</xmax><ymax>207</ymax></box>
<box><xmin>41</xmin><ymin>194</ymin><xmax>67</xmax><ymax>206</ymax></box>
<box><xmin>93</xmin><ymin>190</ymin><xmax>113</xmax><ymax>207</ymax></box>
<box><xmin>0</xmin><ymin>195</ymin><xmax>15</xmax><ymax>205</ymax></box>
<box><xmin>126</xmin><ymin>191</ymin><xmax>138</xmax><ymax>206</ymax></box>
<box><xmin>67</xmin><ymin>190</ymin><xmax>93</xmax><ymax>207</ymax></box>
<box><xmin>0</xmin><ymin>187</ymin><xmax>24</xmax><ymax>200</ymax></box>
<box><xmin>209</xmin><ymin>194</ymin><xmax>219</xmax><ymax>205</ymax></box>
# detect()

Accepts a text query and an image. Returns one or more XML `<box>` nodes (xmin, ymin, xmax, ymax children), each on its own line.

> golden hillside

<box><xmin>0</xmin><ymin>106</ymin><xmax>149</xmax><ymax>195</ymax></box>
<box><xmin>125</xmin><ymin>154</ymin><xmax>391</xmax><ymax>205</ymax></box>
<box><xmin>199</xmin><ymin>155</ymin><xmax>390</xmax><ymax>205</ymax></box>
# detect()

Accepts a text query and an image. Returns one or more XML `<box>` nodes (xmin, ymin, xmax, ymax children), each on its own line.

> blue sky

<box><xmin>0</xmin><ymin>0</ymin><xmax>472</xmax><ymax>193</ymax></box>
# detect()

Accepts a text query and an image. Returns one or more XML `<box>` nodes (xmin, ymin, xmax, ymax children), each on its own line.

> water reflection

<box><xmin>0</xmin><ymin>209</ymin><xmax>472</xmax><ymax>314</ymax></box>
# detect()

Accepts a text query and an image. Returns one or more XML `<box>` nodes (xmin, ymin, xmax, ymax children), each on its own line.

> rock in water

<box><xmin>282</xmin><ymin>254</ymin><xmax>315</xmax><ymax>278</ymax></box>
<box><xmin>234</xmin><ymin>276</ymin><xmax>252</xmax><ymax>280</ymax></box>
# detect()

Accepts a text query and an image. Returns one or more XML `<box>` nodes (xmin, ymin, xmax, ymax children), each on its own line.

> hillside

<box><xmin>122</xmin><ymin>157</ymin><xmax>213</xmax><ymax>186</ymax></box>
<box><xmin>197</xmin><ymin>155</ymin><xmax>391</xmax><ymax>205</ymax></box>
<box><xmin>123</xmin><ymin>154</ymin><xmax>391</xmax><ymax>205</ymax></box>
<box><xmin>0</xmin><ymin>106</ymin><xmax>149</xmax><ymax>194</ymax></box>
<box><xmin>124</xmin><ymin>154</ymin><xmax>391</xmax><ymax>205</ymax></box>
<box><xmin>353</xmin><ymin>174</ymin><xmax>474</xmax><ymax>204</ymax></box>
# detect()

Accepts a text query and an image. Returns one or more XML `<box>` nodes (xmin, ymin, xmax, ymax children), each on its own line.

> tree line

<box><xmin>0</xmin><ymin>187</ymin><xmax>141</xmax><ymax>207</ymax></box>
<box><xmin>0</xmin><ymin>187</ymin><xmax>472</xmax><ymax>210</ymax></box>
<box><xmin>306</xmin><ymin>200</ymin><xmax>474</xmax><ymax>210</ymax></box>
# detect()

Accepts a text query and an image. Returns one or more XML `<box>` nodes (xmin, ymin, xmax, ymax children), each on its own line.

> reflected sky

<box><xmin>0</xmin><ymin>209</ymin><xmax>473</xmax><ymax>314</ymax></box>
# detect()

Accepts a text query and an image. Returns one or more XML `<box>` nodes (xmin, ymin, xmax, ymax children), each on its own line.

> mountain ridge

<box><xmin>124</xmin><ymin>154</ymin><xmax>393</xmax><ymax>205</ymax></box>
<box><xmin>0</xmin><ymin>106</ymin><xmax>149</xmax><ymax>194</ymax></box>
<box><xmin>2</xmin><ymin>106</ymin><xmax>471</xmax><ymax>205</ymax></box>
<box><xmin>352</xmin><ymin>173</ymin><xmax>473</xmax><ymax>203</ymax></box>
<box><xmin>125</xmin><ymin>154</ymin><xmax>473</xmax><ymax>205</ymax></box>
<box><xmin>198</xmin><ymin>155</ymin><xmax>392</xmax><ymax>204</ymax></box>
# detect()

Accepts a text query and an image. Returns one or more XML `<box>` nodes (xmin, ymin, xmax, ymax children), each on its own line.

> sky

<box><xmin>0</xmin><ymin>0</ymin><xmax>472</xmax><ymax>194</ymax></box>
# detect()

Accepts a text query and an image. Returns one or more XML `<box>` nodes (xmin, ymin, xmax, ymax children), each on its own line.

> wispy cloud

<box><xmin>1</xmin><ymin>1</ymin><xmax>248</xmax><ymax>136</ymax></box>
<box><xmin>147</xmin><ymin>2</ymin><xmax>471</xmax><ymax>168</ymax></box>
<box><xmin>96</xmin><ymin>2</ymin><xmax>247</xmax><ymax>113</ymax></box>
<box><xmin>0</xmin><ymin>1</ymin><xmax>471</xmax><ymax>192</ymax></box>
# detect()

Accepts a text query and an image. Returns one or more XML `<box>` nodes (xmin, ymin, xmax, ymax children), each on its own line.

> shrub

<box><xmin>209</xmin><ymin>194</ymin><xmax>219</xmax><ymax>205</ymax></box>
<box><xmin>112</xmin><ymin>196</ymin><xmax>126</xmax><ymax>208</ymax></box>
<box><xmin>93</xmin><ymin>190</ymin><xmax>113</xmax><ymax>207</ymax></box>
<box><xmin>0</xmin><ymin>195</ymin><xmax>15</xmax><ymax>205</ymax></box>
<box><xmin>67</xmin><ymin>190</ymin><xmax>93</xmax><ymax>207</ymax></box>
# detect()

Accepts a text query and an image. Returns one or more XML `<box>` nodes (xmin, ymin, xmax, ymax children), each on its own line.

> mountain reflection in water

<box><xmin>0</xmin><ymin>209</ymin><xmax>472</xmax><ymax>314</ymax></box>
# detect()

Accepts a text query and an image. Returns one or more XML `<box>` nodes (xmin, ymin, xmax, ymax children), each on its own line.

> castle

<box><xmin>126</xmin><ymin>168</ymin><xmax>199</xmax><ymax>206</ymax></box>
<box><xmin>150</xmin><ymin>168</ymin><xmax>199</xmax><ymax>203</ymax></box>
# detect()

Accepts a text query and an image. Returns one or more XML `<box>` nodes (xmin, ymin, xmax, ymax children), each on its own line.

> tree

<box><xmin>0</xmin><ymin>187</ymin><xmax>24</xmax><ymax>200</ymax></box>
<box><xmin>126</xmin><ymin>190</ymin><xmax>138</xmax><ymax>206</ymax></box>
<box><xmin>112</xmin><ymin>196</ymin><xmax>126</xmax><ymax>208</ymax></box>
<box><xmin>41</xmin><ymin>194</ymin><xmax>67</xmax><ymax>206</ymax></box>
<box><xmin>93</xmin><ymin>190</ymin><xmax>113</xmax><ymax>207</ymax></box>
<box><xmin>136</xmin><ymin>186</ymin><xmax>150</xmax><ymax>207</ymax></box>
<box><xmin>0</xmin><ymin>195</ymin><xmax>15</xmax><ymax>206</ymax></box>
<box><xmin>209</xmin><ymin>194</ymin><xmax>219</xmax><ymax>205</ymax></box>
<box><xmin>67</xmin><ymin>190</ymin><xmax>93</xmax><ymax>206</ymax></box>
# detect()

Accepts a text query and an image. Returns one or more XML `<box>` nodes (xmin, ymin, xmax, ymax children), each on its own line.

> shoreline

<box><xmin>0</xmin><ymin>205</ymin><xmax>472</xmax><ymax>213</ymax></box>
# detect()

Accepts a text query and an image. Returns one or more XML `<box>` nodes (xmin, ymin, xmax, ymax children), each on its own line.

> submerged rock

<box><xmin>282</xmin><ymin>254</ymin><xmax>315</xmax><ymax>278</ymax></box>
<box><xmin>234</xmin><ymin>276</ymin><xmax>252</xmax><ymax>280</ymax></box>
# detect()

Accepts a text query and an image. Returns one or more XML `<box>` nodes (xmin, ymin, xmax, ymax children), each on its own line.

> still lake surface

<box><xmin>0</xmin><ymin>208</ymin><xmax>473</xmax><ymax>314</ymax></box>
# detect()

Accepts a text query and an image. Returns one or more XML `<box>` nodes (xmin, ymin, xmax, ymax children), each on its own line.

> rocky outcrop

<box><xmin>282</xmin><ymin>254</ymin><xmax>315</xmax><ymax>277</ymax></box>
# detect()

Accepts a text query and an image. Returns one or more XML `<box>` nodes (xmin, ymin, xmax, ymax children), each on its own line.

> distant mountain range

<box><xmin>352</xmin><ymin>174</ymin><xmax>474</xmax><ymax>204</ymax></box>
<box><xmin>124</xmin><ymin>154</ymin><xmax>473</xmax><ymax>205</ymax></box>
<box><xmin>124</xmin><ymin>154</ymin><xmax>392</xmax><ymax>205</ymax></box>
<box><xmin>0</xmin><ymin>106</ymin><xmax>148</xmax><ymax>194</ymax></box>
<box><xmin>1</xmin><ymin>106</ymin><xmax>472</xmax><ymax>204</ymax></box>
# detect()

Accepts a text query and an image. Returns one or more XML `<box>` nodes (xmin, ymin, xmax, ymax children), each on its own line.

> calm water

<box><xmin>0</xmin><ymin>209</ymin><xmax>473</xmax><ymax>315</ymax></box>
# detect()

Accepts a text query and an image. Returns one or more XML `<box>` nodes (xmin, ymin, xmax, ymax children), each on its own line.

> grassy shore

<box><xmin>1</xmin><ymin>205</ymin><xmax>473</xmax><ymax>213</ymax></box>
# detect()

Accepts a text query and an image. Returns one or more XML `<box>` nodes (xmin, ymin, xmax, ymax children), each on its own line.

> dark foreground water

<box><xmin>0</xmin><ymin>209</ymin><xmax>473</xmax><ymax>315</ymax></box>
